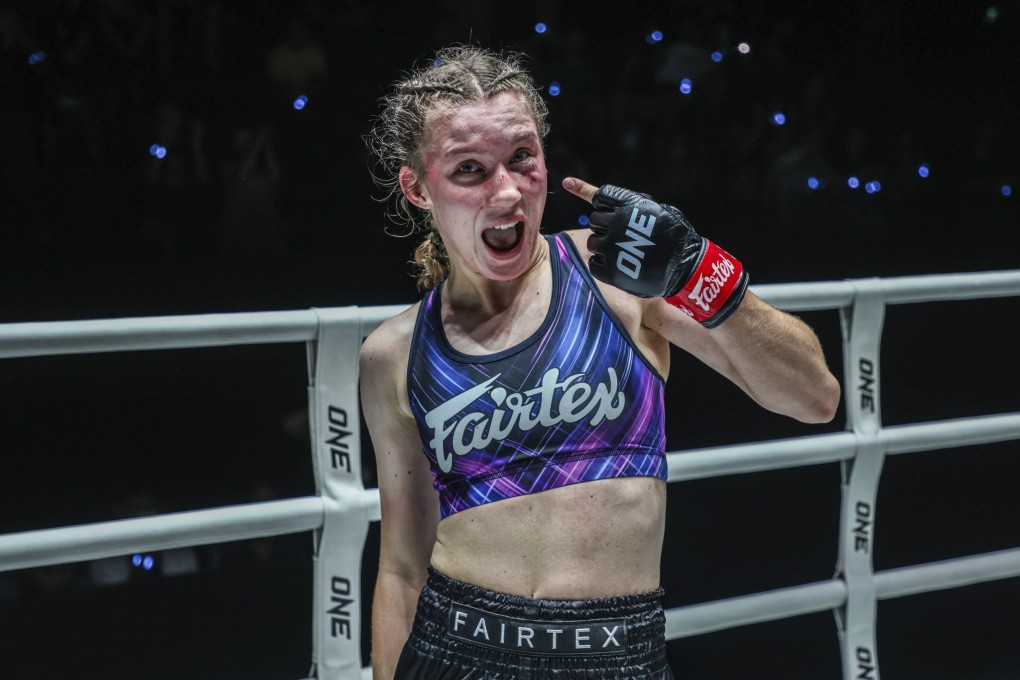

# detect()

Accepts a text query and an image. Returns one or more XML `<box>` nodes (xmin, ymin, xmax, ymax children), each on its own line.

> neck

<box><xmin>435</xmin><ymin>237</ymin><xmax>552</xmax><ymax>355</ymax></box>
<box><xmin>443</xmin><ymin>237</ymin><xmax>550</xmax><ymax>317</ymax></box>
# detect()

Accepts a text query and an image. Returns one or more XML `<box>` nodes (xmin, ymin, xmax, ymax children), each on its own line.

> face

<box><xmin>399</xmin><ymin>92</ymin><xmax>548</xmax><ymax>284</ymax></box>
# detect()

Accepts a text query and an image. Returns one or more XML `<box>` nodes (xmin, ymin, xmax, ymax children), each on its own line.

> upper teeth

<box><xmin>493</xmin><ymin>222</ymin><xmax>517</xmax><ymax>230</ymax></box>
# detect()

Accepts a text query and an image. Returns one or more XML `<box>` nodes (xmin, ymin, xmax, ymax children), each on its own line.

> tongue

<box><xmin>482</xmin><ymin>223</ymin><xmax>521</xmax><ymax>252</ymax></box>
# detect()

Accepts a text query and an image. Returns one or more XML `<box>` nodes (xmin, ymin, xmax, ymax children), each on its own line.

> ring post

<box><xmin>835</xmin><ymin>281</ymin><xmax>886</xmax><ymax>680</ymax></box>
<box><xmin>307</xmin><ymin>308</ymin><xmax>370</xmax><ymax>679</ymax></box>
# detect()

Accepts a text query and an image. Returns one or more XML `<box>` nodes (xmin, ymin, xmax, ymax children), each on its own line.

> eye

<box><xmin>456</xmin><ymin>161</ymin><xmax>483</xmax><ymax>174</ymax></box>
<box><xmin>510</xmin><ymin>149</ymin><xmax>532</xmax><ymax>164</ymax></box>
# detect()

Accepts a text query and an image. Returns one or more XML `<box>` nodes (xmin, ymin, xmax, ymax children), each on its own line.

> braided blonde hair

<box><xmin>366</xmin><ymin>45</ymin><xmax>550</xmax><ymax>289</ymax></box>
<box><xmin>412</xmin><ymin>229</ymin><xmax>450</xmax><ymax>291</ymax></box>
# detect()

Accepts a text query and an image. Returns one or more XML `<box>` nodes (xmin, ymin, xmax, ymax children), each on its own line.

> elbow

<box><xmin>797</xmin><ymin>373</ymin><xmax>842</xmax><ymax>424</ymax></box>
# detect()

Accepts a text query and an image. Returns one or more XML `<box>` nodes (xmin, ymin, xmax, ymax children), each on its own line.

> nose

<box><xmin>487</xmin><ymin>165</ymin><xmax>522</xmax><ymax>208</ymax></box>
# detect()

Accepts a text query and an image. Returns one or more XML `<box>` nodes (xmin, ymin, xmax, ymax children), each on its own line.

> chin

<box><xmin>484</xmin><ymin>234</ymin><xmax>541</xmax><ymax>280</ymax></box>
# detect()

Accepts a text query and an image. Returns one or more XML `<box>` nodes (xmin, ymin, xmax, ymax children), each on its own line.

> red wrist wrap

<box><xmin>665</xmin><ymin>239</ymin><xmax>744</xmax><ymax>324</ymax></box>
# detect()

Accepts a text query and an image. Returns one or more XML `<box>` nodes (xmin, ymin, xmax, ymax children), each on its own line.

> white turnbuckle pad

<box><xmin>308</xmin><ymin>307</ymin><xmax>372</xmax><ymax>680</ymax></box>
<box><xmin>836</xmin><ymin>280</ymin><xmax>886</xmax><ymax>680</ymax></box>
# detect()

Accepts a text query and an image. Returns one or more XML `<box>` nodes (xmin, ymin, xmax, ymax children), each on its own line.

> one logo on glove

<box><xmin>615</xmin><ymin>208</ymin><xmax>656</xmax><ymax>280</ymax></box>
<box><xmin>688</xmin><ymin>255</ymin><xmax>737</xmax><ymax>312</ymax></box>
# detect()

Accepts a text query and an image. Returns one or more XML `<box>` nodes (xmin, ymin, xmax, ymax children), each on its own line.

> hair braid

<box><xmin>412</xmin><ymin>229</ymin><xmax>450</xmax><ymax>291</ymax></box>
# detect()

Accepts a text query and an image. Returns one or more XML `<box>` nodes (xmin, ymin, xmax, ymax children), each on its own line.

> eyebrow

<box><xmin>443</xmin><ymin>130</ymin><xmax>539</xmax><ymax>158</ymax></box>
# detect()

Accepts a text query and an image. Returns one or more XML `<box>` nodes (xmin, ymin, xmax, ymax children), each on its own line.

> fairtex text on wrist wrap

<box><xmin>664</xmin><ymin>238</ymin><xmax>748</xmax><ymax>328</ymax></box>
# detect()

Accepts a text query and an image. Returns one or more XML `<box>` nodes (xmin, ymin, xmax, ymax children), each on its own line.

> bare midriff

<box><xmin>430</xmin><ymin>476</ymin><xmax>667</xmax><ymax>600</ymax></box>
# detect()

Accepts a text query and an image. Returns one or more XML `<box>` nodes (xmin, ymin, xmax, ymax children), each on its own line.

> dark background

<box><xmin>1</xmin><ymin>0</ymin><xmax>1019</xmax><ymax>678</ymax></box>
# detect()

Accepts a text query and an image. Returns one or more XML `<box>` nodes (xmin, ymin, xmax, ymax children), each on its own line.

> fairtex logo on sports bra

<box><xmin>424</xmin><ymin>367</ymin><xmax>626</xmax><ymax>473</ymax></box>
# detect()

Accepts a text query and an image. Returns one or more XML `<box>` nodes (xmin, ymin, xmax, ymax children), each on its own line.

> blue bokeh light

<box><xmin>848</xmin><ymin>176</ymin><xmax>860</xmax><ymax>189</ymax></box>
<box><xmin>1002</xmin><ymin>185</ymin><xmax>1013</xmax><ymax>197</ymax></box>
<box><xmin>771</xmin><ymin>111</ymin><xmax>787</xmax><ymax>126</ymax></box>
<box><xmin>132</xmin><ymin>554</ymin><xmax>143</xmax><ymax>567</ymax></box>
<box><xmin>918</xmin><ymin>163</ymin><xmax>930</xmax><ymax>178</ymax></box>
<box><xmin>28</xmin><ymin>51</ymin><xmax>46</xmax><ymax>65</ymax></box>
<box><xmin>142</xmin><ymin>555</ymin><xmax>155</xmax><ymax>571</ymax></box>
<box><xmin>535</xmin><ymin>22</ymin><xmax>547</xmax><ymax>34</ymax></box>
<box><xmin>807</xmin><ymin>176</ymin><xmax>820</xmax><ymax>190</ymax></box>
<box><xmin>293</xmin><ymin>94</ymin><xmax>308</xmax><ymax>110</ymax></box>
<box><xmin>711</xmin><ymin>51</ymin><xmax>724</xmax><ymax>63</ymax></box>
<box><xmin>865</xmin><ymin>180</ymin><xmax>882</xmax><ymax>194</ymax></box>
<box><xmin>149</xmin><ymin>144</ymin><xmax>160</xmax><ymax>156</ymax></box>
<box><xmin>155</xmin><ymin>146</ymin><xmax>167</xmax><ymax>159</ymax></box>
<box><xmin>647</xmin><ymin>30</ymin><xmax>663</xmax><ymax>44</ymax></box>
<box><xmin>578</xmin><ymin>214</ymin><xmax>590</xmax><ymax>227</ymax></box>
<box><xmin>548</xmin><ymin>81</ymin><xmax>561</xmax><ymax>97</ymax></box>
<box><xmin>679</xmin><ymin>78</ymin><xmax>693</xmax><ymax>95</ymax></box>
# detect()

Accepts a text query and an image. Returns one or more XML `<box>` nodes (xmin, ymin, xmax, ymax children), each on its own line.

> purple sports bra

<box><xmin>407</xmin><ymin>233</ymin><xmax>668</xmax><ymax>519</ymax></box>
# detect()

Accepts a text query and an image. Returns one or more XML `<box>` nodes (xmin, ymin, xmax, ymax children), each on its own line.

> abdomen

<box><xmin>430</xmin><ymin>476</ymin><xmax>667</xmax><ymax>599</ymax></box>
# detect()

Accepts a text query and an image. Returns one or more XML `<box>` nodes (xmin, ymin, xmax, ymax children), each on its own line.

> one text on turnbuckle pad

<box><xmin>856</xmin><ymin>646</ymin><xmax>877</xmax><ymax>679</ymax></box>
<box><xmin>326</xmin><ymin>405</ymin><xmax>352</xmax><ymax>472</ymax></box>
<box><xmin>858</xmin><ymin>357</ymin><xmax>876</xmax><ymax>413</ymax></box>
<box><xmin>328</xmin><ymin>576</ymin><xmax>355</xmax><ymax>639</ymax></box>
<box><xmin>854</xmin><ymin>501</ymin><xmax>872</xmax><ymax>554</ymax></box>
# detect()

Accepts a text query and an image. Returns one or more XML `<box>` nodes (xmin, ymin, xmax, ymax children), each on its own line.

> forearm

<box><xmin>710</xmin><ymin>292</ymin><xmax>840</xmax><ymax>422</ymax></box>
<box><xmin>371</xmin><ymin>568</ymin><xmax>426</xmax><ymax>680</ymax></box>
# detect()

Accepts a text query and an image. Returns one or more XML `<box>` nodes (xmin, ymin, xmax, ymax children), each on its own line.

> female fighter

<box><xmin>361</xmin><ymin>45</ymin><xmax>840</xmax><ymax>679</ymax></box>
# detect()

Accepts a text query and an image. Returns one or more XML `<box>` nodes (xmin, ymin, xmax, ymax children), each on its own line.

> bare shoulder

<box><xmin>360</xmin><ymin>302</ymin><xmax>420</xmax><ymax>417</ymax></box>
<box><xmin>561</xmin><ymin>228</ymin><xmax>592</xmax><ymax>260</ymax></box>
<box><xmin>361</xmin><ymin>303</ymin><xmax>418</xmax><ymax>364</ymax></box>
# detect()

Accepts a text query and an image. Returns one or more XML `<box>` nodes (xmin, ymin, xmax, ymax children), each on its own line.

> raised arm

<box><xmin>646</xmin><ymin>290</ymin><xmax>840</xmax><ymax>422</ymax></box>
<box><xmin>360</xmin><ymin>313</ymin><xmax>440</xmax><ymax>679</ymax></box>
<box><xmin>563</xmin><ymin>177</ymin><xmax>840</xmax><ymax>423</ymax></box>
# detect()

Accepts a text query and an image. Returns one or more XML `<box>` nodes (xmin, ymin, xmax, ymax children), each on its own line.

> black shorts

<box><xmin>395</xmin><ymin>568</ymin><xmax>674</xmax><ymax>679</ymax></box>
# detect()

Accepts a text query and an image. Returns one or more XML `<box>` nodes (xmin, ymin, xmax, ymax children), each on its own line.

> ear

<box><xmin>399</xmin><ymin>166</ymin><xmax>431</xmax><ymax>210</ymax></box>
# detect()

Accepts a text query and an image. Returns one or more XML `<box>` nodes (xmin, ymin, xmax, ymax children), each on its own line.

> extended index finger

<box><xmin>562</xmin><ymin>177</ymin><xmax>600</xmax><ymax>205</ymax></box>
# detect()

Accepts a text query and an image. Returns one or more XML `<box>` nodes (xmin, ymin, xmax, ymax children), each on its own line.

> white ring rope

<box><xmin>2</xmin><ymin>271</ymin><xmax>1020</xmax><ymax>679</ymax></box>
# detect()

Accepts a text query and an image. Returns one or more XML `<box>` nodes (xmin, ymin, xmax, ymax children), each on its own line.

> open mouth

<box><xmin>481</xmin><ymin>221</ymin><xmax>524</xmax><ymax>253</ymax></box>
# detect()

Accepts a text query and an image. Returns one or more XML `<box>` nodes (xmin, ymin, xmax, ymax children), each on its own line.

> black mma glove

<box><xmin>588</xmin><ymin>184</ymin><xmax>749</xmax><ymax>328</ymax></box>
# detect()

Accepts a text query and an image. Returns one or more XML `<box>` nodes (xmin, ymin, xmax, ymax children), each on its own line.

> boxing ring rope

<box><xmin>2</xmin><ymin>271</ymin><xmax>1020</xmax><ymax>679</ymax></box>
